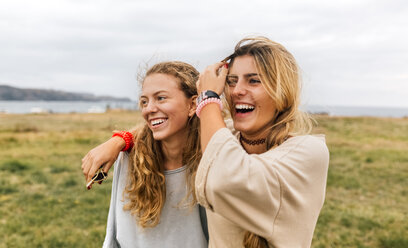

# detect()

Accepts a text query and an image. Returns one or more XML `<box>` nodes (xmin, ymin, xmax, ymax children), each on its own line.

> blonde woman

<box><xmin>195</xmin><ymin>36</ymin><xmax>329</xmax><ymax>247</ymax></box>
<box><xmin>81</xmin><ymin>61</ymin><xmax>207</xmax><ymax>248</ymax></box>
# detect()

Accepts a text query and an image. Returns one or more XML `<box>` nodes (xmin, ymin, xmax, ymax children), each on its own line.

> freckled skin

<box><xmin>140</xmin><ymin>73</ymin><xmax>193</xmax><ymax>142</ymax></box>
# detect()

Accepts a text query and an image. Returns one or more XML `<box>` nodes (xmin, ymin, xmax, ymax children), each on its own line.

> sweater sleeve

<box><xmin>195</xmin><ymin>128</ymin><xmax>329</xmax><ymax>241</ymax></box>
<box><xmin>103</xmin><ymin>153</ymin><xmax>125</xmax><ymax>248</ymax></box>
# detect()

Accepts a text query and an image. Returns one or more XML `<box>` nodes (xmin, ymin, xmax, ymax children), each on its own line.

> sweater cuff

<box><xmin>195</xmin><ymin>128</ymin><xmax>236</xmax><ymax>209</ymax></box>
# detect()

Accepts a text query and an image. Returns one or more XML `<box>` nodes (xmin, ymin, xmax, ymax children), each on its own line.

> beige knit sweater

<box><xmin>195</xmin><ymin>127</ymin><xmax>329</xmax><ymax>248</ymax></box>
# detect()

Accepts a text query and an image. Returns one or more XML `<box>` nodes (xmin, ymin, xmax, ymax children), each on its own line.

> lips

<box><xmin>150</xmin><ymin>118</ymin><xmax>168</xmax><ymax>127</ymax></box>
<box><xmin>235</xmin><ymin>103</ymin><xmax>255</xmax><ymax>114</ymax></box>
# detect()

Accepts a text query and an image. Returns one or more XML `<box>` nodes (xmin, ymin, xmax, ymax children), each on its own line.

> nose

<box><xmin>142</xmin><ymin>101</ymin><xmax>158</xmax><ymax>115</ymax></box>
<box><xmin>231</xmin><ymin>80</ymin><xmax>247</xmax><ymax>97</ymax></box>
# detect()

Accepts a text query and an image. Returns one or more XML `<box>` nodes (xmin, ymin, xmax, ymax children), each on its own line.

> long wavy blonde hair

<box><xmin>224</xmin><ymin>37</ymin><xmax>313</xmax><ymax>247</ymax></box>
<box><xmin>123</xmin><ymin>61</ymin><xmax>201</xmax><ymax>228</ymax></box>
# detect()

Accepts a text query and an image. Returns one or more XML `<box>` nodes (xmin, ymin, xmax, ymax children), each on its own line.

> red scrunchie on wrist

<box><xmin>112</xmin><ymin>131</ymin><xmax>134</xmax><ymax>151</ymax></box>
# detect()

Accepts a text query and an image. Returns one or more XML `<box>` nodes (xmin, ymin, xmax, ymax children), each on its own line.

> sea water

<box><xmin>0</xmin><ymin>101</ymin><xmax>407</xmax><ymax>118</ymax></box>
<box><xmin>0</xmin><ymin>101</ymin><xmax>138</xmax><ymax>114</ymax></box>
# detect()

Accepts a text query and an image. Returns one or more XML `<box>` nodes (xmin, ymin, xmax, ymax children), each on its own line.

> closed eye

<box><xmin>249</xmin><ymin>78</ymin><xmax>261</xmax><ymax>84</ymax></box>
<box><xmin>226</xmin><ymin>76</ymin><xmax>237</xmax><ymax>86</ymax></box>
<box><xmin>226</xmin><ymin>79</ymin><xmax>237</xmax><ymax>86</ymax></box>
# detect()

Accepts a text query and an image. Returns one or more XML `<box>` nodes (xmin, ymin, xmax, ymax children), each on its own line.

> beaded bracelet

<box><xmin>112</xmin><ymin>131</ymin><xmax>134</xmax><ymax>151</ymax></box>
<box><xmin>195</xmin><ymin>97</ymin><xmax>223</xmax><ymax>118</ymax></box>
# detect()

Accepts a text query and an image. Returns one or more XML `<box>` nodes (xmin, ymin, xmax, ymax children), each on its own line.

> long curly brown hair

<box><xmin>224</xmin><ymin>37</ymin><xmax>313</xmax><ymax>247</ymax></box>
<box><xmin>123</xmin><ymin>61</ymin><xmax>201</xmax><ymax>228</ymax></box>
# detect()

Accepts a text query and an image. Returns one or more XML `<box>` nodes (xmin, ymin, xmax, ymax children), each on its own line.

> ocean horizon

<box><xmin>0</xmin><ymin>101</ymin><xmax>407</xmax><ymax>118</ymax></box>
<box><xmin>0</xmin><ymin>101</ymin><xmax>137</xmax><ymax>114</ymax></box>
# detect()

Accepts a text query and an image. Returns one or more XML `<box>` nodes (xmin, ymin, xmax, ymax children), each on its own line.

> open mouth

<box><xmin>150</xmin><ymin>118</ymin><xmax>168</xmax><ymax>127</ymax></box>
<box><xmin>235</xmin><ymin>104</ymin><xmax>255</xmax><ymax>114</ymax></box>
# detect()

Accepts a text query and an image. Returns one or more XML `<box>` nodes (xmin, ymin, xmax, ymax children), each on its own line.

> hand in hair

<box><xmin>197</xmin><ymin>61</ymin><xmax>228</xmax><ymax>95</ymax></box>
<box><xmin>81</xmin><ymin>136</ymin><xmax>125</xmax><ymax>189</ymax></box>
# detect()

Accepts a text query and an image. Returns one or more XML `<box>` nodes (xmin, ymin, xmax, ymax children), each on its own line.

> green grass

<box><xmin>0</xmin><ymin>113</ymin><xmax>407</xmax><ymax>247</ymax></box>
<box><xmin>311</xmin><ymin>116</ymin><xmax>408</xmax><ymax>248</ymax></box>
<box><xmin>0</xmin><ymin>112</ymin><xmax>141</xmax><ymax>248</ymax></box>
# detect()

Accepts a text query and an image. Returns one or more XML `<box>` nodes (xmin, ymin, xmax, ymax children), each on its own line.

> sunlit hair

<box><xmin>224</xmin><ymin>37</ymin><xmax>313</xmax><ymax>248</ymax></box>
<box><xmin>123</xmin><ymin>61</ymin><xmax>201</xmax><ymax>228</ymax></box>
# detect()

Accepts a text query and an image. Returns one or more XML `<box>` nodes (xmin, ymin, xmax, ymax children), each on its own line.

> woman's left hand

<box><xmin>197</xmin><ymin>62</ymin><xmax>228</xmax><ymax>95</ymax></box>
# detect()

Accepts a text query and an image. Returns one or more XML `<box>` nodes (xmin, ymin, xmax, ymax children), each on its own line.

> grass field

<box><xmin>0</xmin><ymin>112</ymin><xmax>407</xmax><ymax>247</ymax></box>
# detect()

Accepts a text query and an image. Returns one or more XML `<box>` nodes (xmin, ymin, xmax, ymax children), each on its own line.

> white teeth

<box><xmin>151</xmin><ymin>119</ymin><xmax>166</xmax><ymax>126</ymax></box>
<box><xmin>235</xmin><ymin>104</ymin><xmax>255</xmax><ymax>110</ymax></box>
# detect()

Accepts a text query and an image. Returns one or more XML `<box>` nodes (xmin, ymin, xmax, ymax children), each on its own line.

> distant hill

<box><xmin>0</xmin><ymin>85</ymin><xmax>131</xmax><ymax>101</ymax></box>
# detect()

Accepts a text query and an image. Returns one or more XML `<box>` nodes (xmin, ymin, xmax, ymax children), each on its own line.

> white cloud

<box><xmin>0</xmin><ymin>0</ymin><xmax>407</xmax><ymax>106</ymax></box>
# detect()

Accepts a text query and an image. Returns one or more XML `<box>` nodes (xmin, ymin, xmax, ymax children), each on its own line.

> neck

<box><xmin>240</xmin><ymin>131</ymin><xmax>268</xmax><ymax>154</ymax></box>
<box><xmin>161</xmin><ymin>135</ymin><xmax>187</xmax><ymax>171</ymax></box>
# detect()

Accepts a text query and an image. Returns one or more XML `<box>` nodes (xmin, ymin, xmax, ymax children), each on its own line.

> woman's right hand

<box><xmin>81</xmin><ymin>136</ymin><xmax>125</xmax><ymax>189</ymax></box>
<box><xmin>197</xmin><ymin>61</ymin><xmax>228</xmax><ymax>95</ymax></box>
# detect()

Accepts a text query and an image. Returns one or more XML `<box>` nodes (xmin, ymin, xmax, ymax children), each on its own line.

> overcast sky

<box><xmin>1</xmin><ymin>0</ymin><xmax>407</xmax><ymax>107</ymax></box>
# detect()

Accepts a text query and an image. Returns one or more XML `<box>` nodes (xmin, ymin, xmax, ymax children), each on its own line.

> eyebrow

<box><xmin>245</xmin><ymin>73</ymin><xmax>259</xmax><ymax>77</ymax></box>
<box><xmin>140</xmin><ymin>90</ymin><xmax>169</xmax><ymax>98</ymax></box>
<box><xmin>227</xmin><ymin>73</ymin><xmax>259</xmax><ymax>78</ymax></box>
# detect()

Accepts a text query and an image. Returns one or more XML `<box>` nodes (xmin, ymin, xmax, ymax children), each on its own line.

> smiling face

<box><xmin>140</xmin><ymin>73</ymin><xmax>194</xmax><ymax>142</ymax></box>
<box><xmin>226</xmin><ymin>55</ymin><xmax>276</xmax><ymax>138</ymax></box>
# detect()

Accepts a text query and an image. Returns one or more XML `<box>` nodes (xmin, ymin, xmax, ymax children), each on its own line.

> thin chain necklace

<box><xmin>239</xmin><ymin>133</ymin><xmax>266</xmax><ymax>146</ymax></box>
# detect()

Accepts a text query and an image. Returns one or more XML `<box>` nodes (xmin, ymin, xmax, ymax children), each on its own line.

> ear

<box><xmin>188</xmin><ymin>95</ymin><xmax>197</xmax><ymax>117</ymax></box>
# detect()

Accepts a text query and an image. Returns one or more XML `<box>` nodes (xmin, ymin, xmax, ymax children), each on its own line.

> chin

<box><xmin>152</xmin><ymin>132</ymin><xmax>166</xmax><ymax>141</ymax></box>
<box><xmin>234</xmin><ymin>121</ymin><xmax>261</xmax><ymax>136</ymax></box>
<box><xmin>233</xmin><ymin>121</ymin><xmax>247</xmax><ymax>133</ymax></box>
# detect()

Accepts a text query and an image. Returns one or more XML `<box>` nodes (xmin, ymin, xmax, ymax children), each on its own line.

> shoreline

<box><xmin>1</xmin><ymin>112</ymin><xmax>407</xmax><ymax>120</ymax></box>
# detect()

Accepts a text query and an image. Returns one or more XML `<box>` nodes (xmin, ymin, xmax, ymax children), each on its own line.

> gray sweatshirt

<box><xmin>103</xmin><ymin>152</ymin><xmax>207</xmax><ymax>248</ymax></box>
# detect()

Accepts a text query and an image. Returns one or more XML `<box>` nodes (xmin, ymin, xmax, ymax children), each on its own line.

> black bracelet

<box><xmin>197</xmin><ymin>90</ymin><xmax>220</xmax><ymax>105</ymax></box>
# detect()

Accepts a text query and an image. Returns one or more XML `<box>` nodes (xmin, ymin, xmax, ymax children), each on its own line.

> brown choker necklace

<box><xmin>239</xmin><ymin>134</ymin><xmax>266</xmax><ymax>146</ymax></box>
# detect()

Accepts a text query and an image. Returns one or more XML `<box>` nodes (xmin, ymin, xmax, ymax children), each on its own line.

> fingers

<box><xmin>82</xmin><ymin>151</ymin><xmax>100</xmax><ymax>187</ymax></box>
<box><xmin>200</xmin><ymin>62</ymin><xmax>228</xmax><ymax>80</ymax></box>
<box><xmin>204</xmin><ymin>62</ymin><xmax>226</xmax><ymax>76</ymax></box>
<box><xmin>82</xmin><ymin>137</ymin><xmax>123</xmax><ymax>190</ymax></box>
<box><xmin>86</xmin><ymin>160</ymin><xmax>113</xmax><ymax>190</ymax></box>
<box><xmin>102</xmin><ymin>160</ymin><xmax>115</xmax><ymax>174</ymax></box>
<box><xmin>86</xmin><ymin>178</ymin><xmax>94</xmax><ymax>189</ymax></box>
<box><xmin>212</xmin><ymin>61</ymin><xmax>226</xmax><ymax>70</ymax></box>
<box><xmin>81</xmin><ymin>153</ymin><xmax>91</xmax><ymax>181</ymax></box>
<box><xmin>219</xmin><ymin>63</ymin><xmax>229</xmax><ymax>77</ymax></box>
<box><xmin>198</xmin><ymin>61</ymin><xmax>229</xmax><ymax>95</ymax></box>
<box><xmin>82</xmin><ymin>153</ymin><xmax>95</xmax><ymax>190</ymax></box>
<box><xmin>86</xmin><ymin>159</ymin><xmax>100</xmax><ymax>185</ymax></box>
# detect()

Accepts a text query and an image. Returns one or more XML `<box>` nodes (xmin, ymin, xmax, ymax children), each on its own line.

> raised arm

<box><xmin>196</xmin><ymin>62</ymin><xmax>228</xmax><ymax>151</ymax></box>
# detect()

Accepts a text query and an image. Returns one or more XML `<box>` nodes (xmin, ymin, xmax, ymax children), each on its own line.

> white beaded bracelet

<box><xmin>195</xmin><ymin>97</ymin><xmax>223</xmax><ymax>118</ymax></box>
